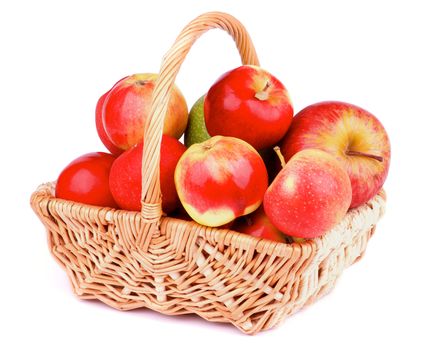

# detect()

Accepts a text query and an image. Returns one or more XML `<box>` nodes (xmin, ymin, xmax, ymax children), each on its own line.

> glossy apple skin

<box><xmin>264</xmin><ymin>149</ymin><xmax>352</xmax><ymax>239</ymax></box>
<box><xmin>204</xmin><ymin>65</ymin><xmax>293</xmax><ymax>150</ymax></box>
<box><xmin>232</xmin><ymin>206</ymin><xmax>287</xmax><ymax>243</ymax></box>
<box><xmin>95</xmin><ymin>91</ymin><xmax>123</xmax><ymax>156</ymax></box>
<box><xmin>280</xmin><ymin>101</ymin><xmax>390</xmax><ymax>208</ymax></box>
<box><xmin>174</xmin><ymin>136</ymin><xmax>268</xmax><ymax>227</ymax></box>
<box><xmin>56</xmin><ymin>152</ymin><xmax>118</xmax><ymax>208</ymax></box>
<box><xmin>109</xmin><ymin>135</ymin><xmax>186</xmax><ymax>214</ymax></box>
<box><xmin>102</xmin><ymin>73</ymin><xmax>188</xmax><ymax>151</ymax></box>
<box><xmin>95</xmin><ymin>75</ymin><xmax>129</xmax><ymax>155</ymax></box>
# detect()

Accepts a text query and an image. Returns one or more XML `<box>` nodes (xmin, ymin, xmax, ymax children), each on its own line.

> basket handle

<box><xmin>140</xmin><ymin>11</ymin><xmax>260</xmax><ymax>226</ymax></box>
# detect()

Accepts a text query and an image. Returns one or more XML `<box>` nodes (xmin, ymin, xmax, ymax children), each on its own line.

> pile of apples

<box><xmin>55</xmin><ymin>65</ymin><xmax>390</xmax><ymax>243</ymax></box>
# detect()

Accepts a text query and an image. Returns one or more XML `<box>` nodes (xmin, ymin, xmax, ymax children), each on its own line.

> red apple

<box><xmin>174</xmin><ymin>136</ymin><xmax>268</xmax><ymax>227</ymax></box>
<box><xmin>109</xmin><ymin>135</ymin><xmax>186</xmax><ymax>214</ymax></box>
<box><xmin>279</xmin><ymin>101</ymin><xmax>390</xmax><ymax>208</ymax></box>
<box><xmin>232</xmin><ymin>206</ymin><xmax>288</xmax><ymax>243</ymax></box>
<box><xmin>95</xmin><ymin>91</ymin><xmax>123</xmax><ymax>155</ymax></box>
<box><xmin>264</xmin><ymin>148</ymin><xmax>352</xmax><ymax>239</ymax></box>
<box><xmin>102</xmin><ymin>73</ymin><xmax>188</xmax><ymax>151</ymax></box>
<box><xmin>204</xmin><ymin>65</ymin><xmax>293</xmax><ymax>150</ymax></box>
<box><xmin>56</xmin><ymin>152</ymin><xmax>117</xmax><ymax>208</ymax></box>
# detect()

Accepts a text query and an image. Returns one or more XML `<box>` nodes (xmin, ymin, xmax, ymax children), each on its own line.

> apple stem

<box><xmin>273</xmin><ymin>146</ymin><xmax>286</xmax><ymax>168</ymax></box>
<box><xmin>346</xmin><ymin>150</ymin><xmax>383</xmax><ymax>162</ymax></box>
<box><xmin>263</xmin><ymin>81</ymin><xmax>271</xmax><ymax>92</ymax></box>
<box><xmin>255</xmin><ymin>81</ymin><xmax>271</xmax><ymax>101</ymax></box>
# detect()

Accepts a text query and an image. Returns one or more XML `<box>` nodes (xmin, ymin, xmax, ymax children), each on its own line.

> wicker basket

<box><xmin>30</xmin><ymin>12</ymin><xmax>386</xmax><ymax>334</ymax></box>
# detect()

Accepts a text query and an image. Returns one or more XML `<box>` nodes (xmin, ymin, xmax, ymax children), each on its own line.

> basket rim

<box><xmin>30</xmin><ymin>181</ymin><xmax>386</xmax><ymax>259</ymax></box>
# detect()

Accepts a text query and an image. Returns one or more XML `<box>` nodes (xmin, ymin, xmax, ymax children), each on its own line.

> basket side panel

<box><xmin>284</xmin><ymin>193</ymin><xmax>386</xmax><ymax>320</ymax></box>
<box><xmin>30</xmin><ymin>184</ymin><xmax>385</xmax><ymax>334</ymax></box>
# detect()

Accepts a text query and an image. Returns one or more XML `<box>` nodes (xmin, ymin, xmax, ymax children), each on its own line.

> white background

<box><xmin>1</xmin><ymin>0</ymin><xmax>421</xmax><ymax>348</ymax></box>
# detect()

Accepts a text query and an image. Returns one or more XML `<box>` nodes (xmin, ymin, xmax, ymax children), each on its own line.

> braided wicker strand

<box><xmin>31</xmin><ymin>182</ymin><xmax>385</xmax><ymax>333</ymax></box>
<box><xmin>140</xmin><ymin>12</ymin><xmax>260</xmax><ymax>249</ymax></box>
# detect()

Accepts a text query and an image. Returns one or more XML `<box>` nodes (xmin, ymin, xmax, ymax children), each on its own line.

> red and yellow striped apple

<box><xmin>95</xmin><ymin>91</ymin><xmax>123</xmax><ymax>156</ymax></box>
<box><xmin>172</xmin><ymin>206</ymin><xmax>234</xmax><ymax>229</ymax></box>
<box><xmin>95</xmin><ymin>76</ymin><xmax>129</xmax><ymax>155</ymax></box>
<box><xmin>264</xmin><ymin>149</ymin><xmax>352</xmax><ymax>239</ymax></box>
<box><xmin>174</xmin><ymin>136</ymin><xmax>268</xmax><ymax>227</ymax></box>
<box><xmin>280</xmin><ymin>101</ymin><xmax>390</xmax><ymax>208</ymax></box>
<box><xmin>102</xmin><ymin>73</ymin><xmax>188</xmax><ymax>151</ymax></box>
<box><xmin>204</xmin><ymin>65</ymin><xmax>293</xmax><ymax>150</ymax></box>
<box><xmin>232</xmin><ymin>206</ymin><xmax>288</xmax><ymax>243</ymax></box>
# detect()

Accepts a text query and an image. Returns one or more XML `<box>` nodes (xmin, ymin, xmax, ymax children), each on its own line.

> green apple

<box><xmin>184</xmin><ymin>95</ymin><xmax>210</xmax><ymax>147</ymax></box>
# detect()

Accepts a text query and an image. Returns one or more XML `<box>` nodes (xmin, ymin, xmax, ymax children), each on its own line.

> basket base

<box><xmin>31</xmin><ymin>183</ymin><xmax>385</xmax><ymax>334</ymax></box>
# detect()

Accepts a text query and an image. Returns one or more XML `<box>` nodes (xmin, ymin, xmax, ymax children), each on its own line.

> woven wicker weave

<box><xmin>30</xmin><ymin>12</ymin><xmax>386</xmax><ymax>334</ymax></box>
